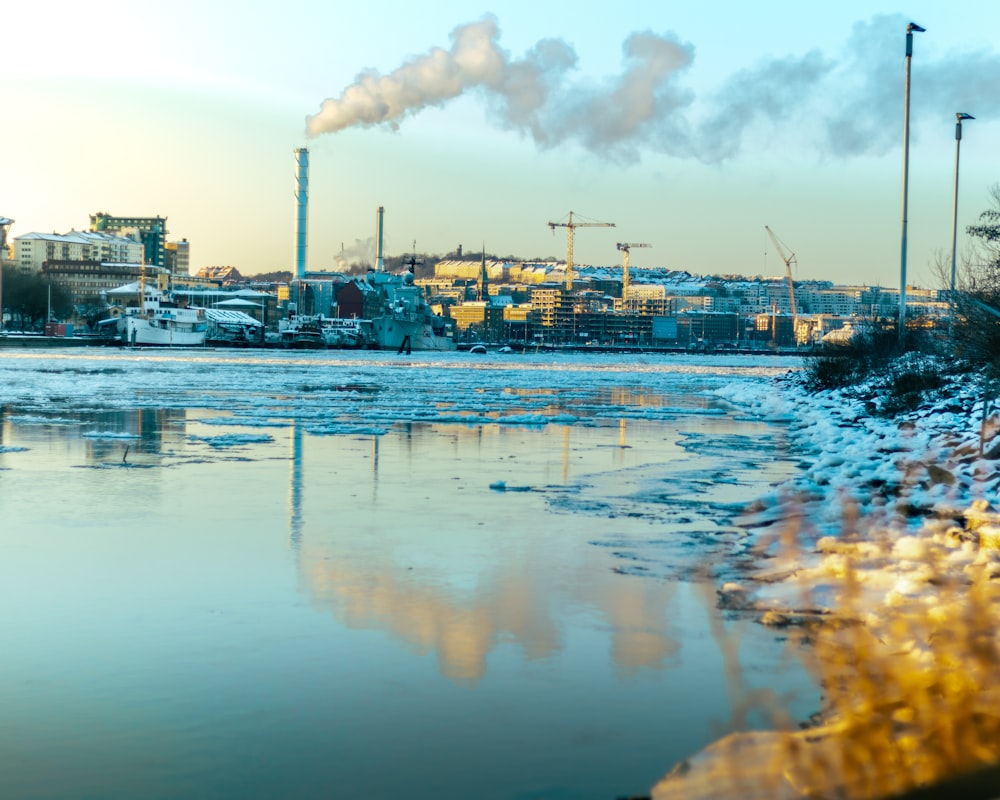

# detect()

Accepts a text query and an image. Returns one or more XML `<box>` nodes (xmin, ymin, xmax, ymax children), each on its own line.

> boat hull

<box><xmin>371</xmin><ymin>317</ymin><xmax>455</xmax><ymax>351</ymax></box>
<box><xmin>124</xmin><ymin>316</ymin><xmax>207</xmax><ymax>347</ymax></box>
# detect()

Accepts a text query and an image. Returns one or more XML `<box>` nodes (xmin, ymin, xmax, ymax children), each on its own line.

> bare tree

<box><xmin>953</xmin><ymin>184</ymin><xmax>1000</xmax><ymax>373</ymax></box>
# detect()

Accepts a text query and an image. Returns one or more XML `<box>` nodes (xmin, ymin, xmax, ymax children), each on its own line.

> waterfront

<box><xmin>0</xmin><ymin>348</ymin><xmax>817</xmax><ymax>799</ymax></box>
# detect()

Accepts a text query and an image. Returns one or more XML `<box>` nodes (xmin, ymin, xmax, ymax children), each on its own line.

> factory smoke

<box><xmin>306</xmin><ymin>14</ymin><xmax>1000</xmax><ymax>164</ymax></box>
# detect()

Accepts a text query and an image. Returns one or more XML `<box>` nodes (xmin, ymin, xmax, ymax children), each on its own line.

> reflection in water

<box><xmin>1</xmin><ymin>406</ymin><xmax>187</xmax><ymax>466</ymax></box>
<box><xmin>0</xmin><ymin>351</ymin><xmax>816</xmax><ymax>800</ymax></box>
<box><xmin>291</xmin><ymin>418</ymin><xmax>688</xmax><ymax>686</ymax></box>
<box><xmin>288</xmin><ymin>419</ymin><xmax>303</xmax><ymax>548</ymax></box>
<box><xmin>606</xmin><ymin>581</ymin><xmax>680</xmax><ymax>676</ymax></box>
<box><xmin>299</xmin><ymin>540</ymin><xmax>682</xmax><ymax>684</ymax></box>
<box><xmin>562</xmin><ymin>425</ymin><xmax>570</xmax><ymax>481</ymax></box>
<box><xmin>302</xmin><ymin>554</ymin><xmax>552</xmax><ymax>683</ymax></box>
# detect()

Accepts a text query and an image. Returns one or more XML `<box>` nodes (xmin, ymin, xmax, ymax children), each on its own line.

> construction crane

<box><xmin>617</xmin><ymin>242</ymin><xmax>651</xmax><ymax>300</ymax></box>
<box><xmin>765</xmin><ymin>225</ymin><xmax>798</xmax><ymax>320</ymax></box>
<box><xmin>548</xmin><ymin>211</ymin><xmax>615</xmax><ymax>290</ymax></box>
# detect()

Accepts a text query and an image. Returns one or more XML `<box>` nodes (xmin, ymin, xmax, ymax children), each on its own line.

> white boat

<box><xmin>368</xmin><ymin>271</ymin><xmax>455</xmax><ymax>352</ymax></box>
<box><xmin>104</xmin><ymin>281</ymin><xmax>208</xmax><ymax>347</ymax></box>
<box><xmin>123</xmin><ymin>306</ymin><xmax>207</xmax><ymax>347</ymax></box>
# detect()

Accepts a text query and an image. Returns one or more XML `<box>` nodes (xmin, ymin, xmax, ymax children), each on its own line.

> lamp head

<box><xmin>907</xmin><ymin>22</ymin><xmax>926</xmax><ymax>33</ymax></box>
<box><xmin>957</xmin><ymin>112</ymin><xmax>975</xmax><ymax>121</ymax></box>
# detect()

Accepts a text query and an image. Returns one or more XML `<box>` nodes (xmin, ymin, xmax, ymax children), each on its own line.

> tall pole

<box><xmin>899</xmin><ymin>22</ymin><xmax>925</xmax><ymax>344</ymax></box>
<box><xmin>949</xmin><ymin>113</ymin><xmax>974</xmax><ymax>341</ymax></box>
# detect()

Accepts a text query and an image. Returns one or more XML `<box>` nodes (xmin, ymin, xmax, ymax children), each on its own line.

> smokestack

<box><xmin>294</xmin><ymin>148</ymin><xmax>309</xmax><ymax>280</ymax></box>
<box><xmin>375</xmin><ymin>206</ymin><xmax>385</xmax><ymax>272</ymax></box>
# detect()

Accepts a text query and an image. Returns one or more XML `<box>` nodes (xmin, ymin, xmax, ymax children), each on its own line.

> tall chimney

<box><xmin>294</xmin><ymin>148</ymin><xmax>309</xmax><ymax>280</ymax></box>
<box><xmin>375</xmin><ymin>206</ymin><xmax>385</xmax><ymax>272</ymax></box>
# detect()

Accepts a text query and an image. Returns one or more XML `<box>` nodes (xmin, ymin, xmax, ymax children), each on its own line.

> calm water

<box><xmin>0</xmin><ymin>348</ymin><xmax>815</xmax><ymax>799</ymax></box>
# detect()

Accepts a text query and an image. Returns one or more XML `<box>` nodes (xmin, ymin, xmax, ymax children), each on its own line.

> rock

<box><xmin>926</xmin><ymin>464</ymin><xmax>956</xmax><ymax>486</ymax></box>
<box><xmin>984</xmin><ymin>440</ymin><xmax>1000</xmax><ymax>460</ymax></box>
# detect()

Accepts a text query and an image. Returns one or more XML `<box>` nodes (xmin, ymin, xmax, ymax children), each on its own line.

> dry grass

<box><xmin>653</xmin><ymin>501</ymin><xmax>1000</xmax><ymax>800</ymax></box>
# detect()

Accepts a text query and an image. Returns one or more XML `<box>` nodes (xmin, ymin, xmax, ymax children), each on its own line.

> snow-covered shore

<box><xmin>717</xmin><ymin>358</ymin><xmax>998</xmax><ymax>536</ymax></box>
<box><xmin>705</xmin><ymin>355</ymin><xmax>1000</xmax><ymax>623</ymax></box>
<box><xmin>651</xmin><ymin>358</ymin><xmax>1000</xmax><ymax>800</ymax></box>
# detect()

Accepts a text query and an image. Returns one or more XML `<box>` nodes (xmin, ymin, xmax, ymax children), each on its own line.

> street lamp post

<box><xmin>949</xmin><ymin>112</ymin><xmax>974</xmax><ymax>341</ymax></box>
<box><xmin>899</xmin><ymin>21</ymin><xmax>925</xmax><ymax>344</ymax></box>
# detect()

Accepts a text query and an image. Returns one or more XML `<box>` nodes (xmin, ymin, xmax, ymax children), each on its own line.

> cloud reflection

<box><xmin>299</xmin><ymin>541</ymin><xmax>681</xmax><ymax>684</ymax></box>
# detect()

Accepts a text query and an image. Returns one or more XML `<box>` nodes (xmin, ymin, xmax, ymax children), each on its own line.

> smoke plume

<box><xmin>306</xmin><ymin>15</ymin><xmax>696</xmax><ymax>162</ymax></box>
<box><xmin>306</xmin><ymin>14</ymin><xmax>1000</xmax><ymax>164</ymax></box>
<box><xmin>334</xmin><ymin>238</ymin><xmax>376</xmax><ymax>273</ymax></box>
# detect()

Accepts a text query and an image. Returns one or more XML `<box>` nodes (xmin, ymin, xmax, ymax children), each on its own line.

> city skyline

<box><xmin>3</xmin><ymin>1</ymin><xmax>999</xmax><ymax>286</ymax></box>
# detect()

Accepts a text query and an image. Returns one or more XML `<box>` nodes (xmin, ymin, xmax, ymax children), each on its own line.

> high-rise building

<box><xmin>89</xmin><ymin>213</ymin><xmax>168</xmax><ymax>271</ymax></box>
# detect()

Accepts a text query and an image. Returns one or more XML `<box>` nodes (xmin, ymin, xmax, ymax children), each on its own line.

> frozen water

<box><xmin>0</xmin><ymin>347</ymin><xmax>815</xmax><ymax>800</ymax></box>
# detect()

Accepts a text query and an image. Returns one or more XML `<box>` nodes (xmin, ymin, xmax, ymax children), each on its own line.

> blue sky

<box><xmin>2</xmin><ymin>1</ymin><xmax>998</xmax><ymax>286</ymax></box>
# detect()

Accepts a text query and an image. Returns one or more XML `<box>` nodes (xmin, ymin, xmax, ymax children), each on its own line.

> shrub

<box><xmin>877</xmin><ymin>363</ymin><xmax>947</xmax><ymax>416</ymax></box>
<box><xmin>802</xmin><ymin>324</ymin><xmax>946</xmax><ymax>415</ymax></box>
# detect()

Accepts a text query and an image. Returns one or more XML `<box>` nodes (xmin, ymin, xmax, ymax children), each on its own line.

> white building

<box><xmin>14</xmin><ymin>230</ymin><xmax>144</xmax><ymax>273</ymax></box>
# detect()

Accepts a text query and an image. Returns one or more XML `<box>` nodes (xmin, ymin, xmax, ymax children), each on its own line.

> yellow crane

<box><xmin>617</xmin><ymin>242</ymin><xmax>651</xmax><ymax>300</ymax></box>
<box><xmin>548</xmin><ymin>211</ymin><xmax>615</xmax><ymax>290</ymax></box>
<box><xmin>765</xmin><ymin>225</ymin><xmax>798</xmax><ymax>320</ymax></box>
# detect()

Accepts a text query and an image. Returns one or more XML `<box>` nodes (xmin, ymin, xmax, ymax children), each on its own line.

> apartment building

<box><xmin>14</xmin><ymin>231</ymin><xmax>144</xmax><ymax>273</ymax></box>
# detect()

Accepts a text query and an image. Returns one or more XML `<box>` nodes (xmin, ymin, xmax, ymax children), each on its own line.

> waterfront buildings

<box><xmin>0</xmin><ymin>209</ymin><xmax>951</xmax><ymax>346</ymax></box>
<box><xmin>416</xmin><ymin>259</ymin><xmax>949</xmax><ymax>348</ymax></box>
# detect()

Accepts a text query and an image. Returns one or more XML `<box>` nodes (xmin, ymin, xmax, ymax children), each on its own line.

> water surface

<box><xmin>0</xmin><ymin>348</ymin><xmax>815</xmax><ymax>799</ymax></box>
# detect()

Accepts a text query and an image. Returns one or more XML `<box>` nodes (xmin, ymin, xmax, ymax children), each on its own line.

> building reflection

<box><xmin>83</xmin><ymin>408</ymin><xmax>185</xmax><ymax>464</ymax></box>
<box><xmin>0</xmin><ymin>404</ymin><xmax>186</xmax><ymax>465</ymax></box>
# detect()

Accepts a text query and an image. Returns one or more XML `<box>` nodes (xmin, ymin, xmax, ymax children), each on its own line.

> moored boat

<box><xmin>276</xmin><ymin>315</ymin><xmax>325</xmax><ymax>348</ymax></box>
<box><xmin>368</xmin><ymin>271</ymin><xmax>455</xmax><ymax>352</ymax></box>
<box><xmin>123</xmin><ymin>306</ymin><xmax>208</xmax><ymax>347</ymax></box>
<box><xmin>320</xmin><ymin>317</ymin><xmax>370</xmax><ymax>348</ymax></box>
<box><xmin>102</xmin><ymin>281</ymin><xmax>208</xmax><ymax>347</ymax></box>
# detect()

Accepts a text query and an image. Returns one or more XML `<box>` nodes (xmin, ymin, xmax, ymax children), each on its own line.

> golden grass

<box><xmin>653</xmin><ymin>500</ymin><xmax>1000</xmax><ymax>800</ymax></box>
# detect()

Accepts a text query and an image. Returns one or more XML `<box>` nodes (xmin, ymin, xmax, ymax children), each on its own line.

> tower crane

<box><xmin>764</xmin><ymin>225</ymin><xmax>798</xmax><ymax>320</ymax></box>
<box><xmin>548</xmin><ymin>211</ymin><xmax>615</xmax><ymax>290</ymax></box>
<box><xmin>617</xmin><ymin>242</ymin><xmax>651</xmax><ymax>300</ymax></box>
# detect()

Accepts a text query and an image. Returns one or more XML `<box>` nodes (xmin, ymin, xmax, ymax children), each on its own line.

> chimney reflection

<box><xmin>288</xmin><ymin>418</ymin><xmax>303</xmax><ymax>549</ymax></box>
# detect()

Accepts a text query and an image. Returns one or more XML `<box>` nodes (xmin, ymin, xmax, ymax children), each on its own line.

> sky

<box><xmin>2</xmin><ymin>1</ymin><xmax>999</xmax><ymax>287</ymax></box>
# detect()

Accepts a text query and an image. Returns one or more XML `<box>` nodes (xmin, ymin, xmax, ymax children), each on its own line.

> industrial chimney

<box><xmin>375</xmin><ymin>206</ymin><xmax>385</xmax><ymax>272</ymax></box>
<box><xmin>294</xmin><ymin>148</ymin><xmax>309</xmax><ymax>280</ymax></box>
